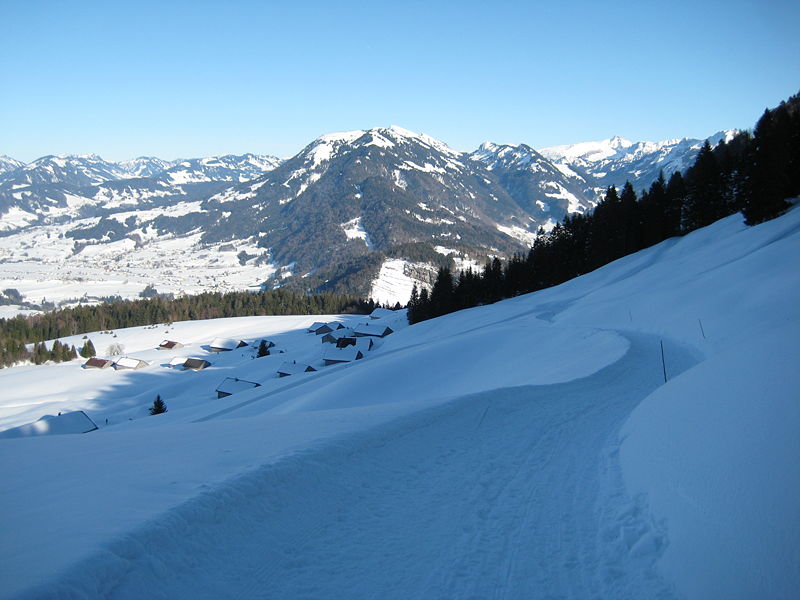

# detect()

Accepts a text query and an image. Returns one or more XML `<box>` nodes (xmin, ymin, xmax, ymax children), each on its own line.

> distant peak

<box><xmin>383</xmin><ymin>125</ymin><xmax>420</xmax><ymax>138</ymax></box>
<box><xmin>608</xmin><ymin>135</ymin><xmax>633</xmax><ymax>148</ymax></box>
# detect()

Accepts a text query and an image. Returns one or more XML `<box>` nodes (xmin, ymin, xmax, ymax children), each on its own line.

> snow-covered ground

<box><xmin>369</xmin><ymin>258</ymin><xmax>421</xmax><ymax>306</ymax></box>
<box><xmin>0</xmin><ymin>221</ymin><xmax>275</xmax><ymax>307</ymax></box>
<box><xmin>1</xmin><ymin>206</ymin><xmax>798</xmax><ymax>599</ymax></box>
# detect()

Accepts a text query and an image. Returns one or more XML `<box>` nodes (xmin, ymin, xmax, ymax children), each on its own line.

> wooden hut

<box><xmin>83</xmin><ymin>357</ymin><xmax>113</xmax><ymax>369</ymax></box>
<box><xmin>215</xmin><ymin>377</ymin><xmax>261</xmax><ymax>398</ymax></box>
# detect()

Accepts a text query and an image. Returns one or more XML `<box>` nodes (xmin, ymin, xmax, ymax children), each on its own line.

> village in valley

<box><xmin>0</xmin><ymin>307</ymin><xmax>401</xmax><ymax>439</ymax></box>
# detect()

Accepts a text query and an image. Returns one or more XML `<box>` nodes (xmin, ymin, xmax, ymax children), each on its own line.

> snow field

<box><xmin>16</xmin><ymin>332</ymin><xmax>696</xmax><ymax>600</ymax></box>
<box><xmin>1</xmin><ymin>205</ymin><xmax>799</xmax><ymax>598</ymax></box>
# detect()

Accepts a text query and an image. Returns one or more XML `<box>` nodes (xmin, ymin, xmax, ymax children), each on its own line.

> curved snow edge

<box><xmin>619</xmin><ymin>327</ymin><xmax>800</xmax><ymax>600</ymax></box>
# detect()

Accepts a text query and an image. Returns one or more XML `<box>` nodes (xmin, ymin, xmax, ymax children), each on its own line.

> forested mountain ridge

<box><xmin>409</xmin><ymin>92</ymin><xmax>800</xmax><ymax>324</ymax></box>
<box><xmin>0</xmin><ymin>124</ymin><xmax>753</xmax><ymax>304</ymax></box>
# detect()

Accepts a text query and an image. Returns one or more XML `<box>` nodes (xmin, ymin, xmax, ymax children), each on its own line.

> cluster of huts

<box><xmin>81</xmin><ymin>336</ymin><xmax>259</xmax><ymax>372</ymax></box>
<box><xmin>19</xmin><ymin>309</ymin><xmax>403</xmax><ymax>437</ymax></box>
<box><xmin>79</xmin><ymin>308</ymin><xmax>399</xmax><ymax>401</ymax></box>
<box><xmin>291</xmin><ymin>312</ymin><xmax>395</xmax><ymax>372</ymax></box>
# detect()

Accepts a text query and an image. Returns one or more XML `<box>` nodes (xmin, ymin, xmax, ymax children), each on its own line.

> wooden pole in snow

<box><xmin>698</xmin><ymin>318</ymin><xmax>706</xmax><ymax>339</ymax></box>
<box><xmin>660</xmin><ymin>340</ymin><xmax>667</xmax><ymax>383</ymax></box>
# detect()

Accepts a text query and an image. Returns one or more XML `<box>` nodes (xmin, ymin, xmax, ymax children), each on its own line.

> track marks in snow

<box><xmin>28</xmin><ymin>334</ymin><xmax>698</xmax><ymax>599</ymax></box>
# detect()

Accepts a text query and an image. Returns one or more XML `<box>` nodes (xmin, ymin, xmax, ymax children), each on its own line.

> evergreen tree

<box><xmin>665</xmin><ymin>171</ymin><xmax>687</xmax><ymax>236</ymax></box>
<box><xmin>150</xmin><ymin>395</ymin><xmax>168</xmax><ymax>415</ymax></box>
<box><xmin>619</xmin><ymin>181</ymin><xmax>641</xmax><ymax>255</ymax></box>
<box><xmin>640</xmin><ymin>171</ymin><xmax>668</xmax><ymax>247</ymax></box>
<box><xmin>743</xmin><ymin>103</ymin><xmax>795</xmax><ymax>224</ymax></box>
<box><xmin>684</xmin><ymin>141</ymin><xmax>725</xmax><ymax>231</ymax></box>
<box><xmin>51</xmin><ymin>340</ymin><xmax>62</xmax><ymax>362</ymax></box>
<box><xmin>416</xmin><ymin>287</ymin><xmax>430</xmax><ymax>323</ymax></box>
<box><xmin>406</xmin><ymin>284</ymin><xmax>421</xmax><ymax>324</ymax></box>
<box><xmin>257</xmin><ymin>340</ymin><xmax>270</xmax><ymax>357</ymax></box>
<box><xmin>429</xmin><ymin>266</ymin><xmax>455</xmax><ymax>318</ymax></box>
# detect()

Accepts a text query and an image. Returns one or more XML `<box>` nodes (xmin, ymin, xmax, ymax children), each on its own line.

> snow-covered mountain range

<box><xmin>0</xmin><ymin>127</ymin><xmax>732</xmax><ymax>306</ymax></box>
<box><xmin>540</xmin><ymin>130</ymin><xmax>738</xmax><ymax>192</ymax></box>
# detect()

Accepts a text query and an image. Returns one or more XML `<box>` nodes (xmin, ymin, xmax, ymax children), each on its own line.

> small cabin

<box><xmin>168</xmin><ymin>356</ymin><xmax>187</xmax><ymax>369</ymax></box>
<box><xmin>209</xmin><ymin>337</ymin><xmax>248</xmax><ymax>352</ymax></box>
<box><xmin>183</xmin><ymin>358</ymin><xmax>211</xmax><ymax>371</ymax></box>
<box><xmin>0</xmin><ymin>410</ymin><xmax>98</xmax><ymax>439</ymax></box>
<box><xmin>353</xmin><ymin>323</ymin><xmax>394</xmax><ymax>338</ymax></box>
<box><xmin>83</xmin><ymin>357</ymin><xmax>113</xmax><ymax>369</ymax></box>
<box><xmin>322</xmin><ymin>347</ymin><xmax>364</xmax><ymax>366</ymax></box>
<box><xmin>335</xmin><ymin>334</ymin><xmax>376</xmax><ymax>351</ymax></box>
<box><xmin>113</xmin><ymin>357</ymin><xmax>149</xmax><ymax>370</ymax></box>
<box><xmin>158</xmin><ymin>340</ymin><xmax>184</xmax><ymax>350</ymax></box>
<box><xmin>307</xmin><ymin>322</ymin><xmax>328</xmax><ymax>334</ymax></box>
<box><xmin>215</xmin><ymin>377</ymin><xmax>261</xmax><ymax>398</ymax></box>
<box><xmin>277</xmin><ymin>361</ymin><xmax>317</xmax><ymax>377</ymax></box>
<box><xmin>369</xmin><ymin>307</ymin><xmax>397</xmax><ymax>320</ymax></box>
<box><xmin>308</xmin><ymin>323</ymin><xmax>334</xmax><ymax>336</ymax></box>
<box><xmin>321</xmin><ymin>328</ymin><xmax>355</xmax><ymax>344</ymax></box>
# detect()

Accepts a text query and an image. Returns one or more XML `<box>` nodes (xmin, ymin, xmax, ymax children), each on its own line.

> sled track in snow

<box><xmin>24</xmin><ymin>333</ymin><xmax>699</xmax><ymax>599</ymax></box>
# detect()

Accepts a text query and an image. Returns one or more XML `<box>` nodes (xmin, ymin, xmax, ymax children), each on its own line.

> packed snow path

<box><xmin>30</xmin><ymin>333</ymin><xmax>697</xmax><ymax>599</ymax></box>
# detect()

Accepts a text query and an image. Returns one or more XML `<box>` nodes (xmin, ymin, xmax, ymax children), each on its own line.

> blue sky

<box><xmin>1</xmin><ymin>0</ymin><xmax>798</xmax><ymax>162</ymax></box>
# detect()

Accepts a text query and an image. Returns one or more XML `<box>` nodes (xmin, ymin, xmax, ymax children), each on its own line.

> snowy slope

<box><xmin>0</xmin><ymin>155</ymin><xmax>24</xmax><ymax>176</ymax></box>
<box><xmin>1</xmin><ymin>205</ymin><xmax>799</xmax><ymax>599</ymax></box>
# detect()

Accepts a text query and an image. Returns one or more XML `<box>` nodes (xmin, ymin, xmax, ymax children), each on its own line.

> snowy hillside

<box><xmin>1</xmin><ymin>202</ymin><xmax>797</xmax><ymax>598</ymax></box>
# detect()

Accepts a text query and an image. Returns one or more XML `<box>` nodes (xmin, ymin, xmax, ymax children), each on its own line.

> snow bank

<box><xmin>620</xmin><ymin>327</ymin><xmax>800</xmax><ymax>600</ymax></box>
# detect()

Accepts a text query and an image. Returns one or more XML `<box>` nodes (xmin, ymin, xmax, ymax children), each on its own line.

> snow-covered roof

<box><xmin>322</xmin><ymin>347</ymin><xmax>364</xmax><ymax>364</ymax></box>
<box><xmin>307</xmin><ymin>322</ymin><xmax>328</xmax><ymax>333</ymax></box>
<box><xmin>114</xmin><ymin>357</ymin><xmax>148</xmax><ymax>370</ymax></box>
<box><xmin>354</xmin><ymin>337</ymin><xmax>374</xmax><ymax>351</ymax></box>
<box><xmin>159</xmin><ymin>340</ymin><xmax>183</xmax><ymax>349</ymax></box>
<box><xmin>321</xmin><ymin>328</ymin><xmax>355</xmax><ymax>342</ymax></box>
<box><xmin>209</xmin><ymin>337</ymin><xmax>247</xmax><ymax>350</ymax></box>
<box><xmin>168</xmin><ymin>356</ymin><xmax>187</xmax><ymax>368</ymax></box>
<box><xmin>353</xmin><ymin>323</ymin><xmax>393</xmax><ymax>337</ymax></box>
<box><xmin>369</xmin><ymin>307</ymin><xmax>397</xmax><ymax>319</ymax></box>
<box><xmin>0</xmin><ymin>411</ymin><xmax>98</xmax><ymax>439</ymax></box>
<box><xmin>215</xmin><ymin>377</ymin><xmax>261</xmax><ymax>396</ymax></box>
<box><xmin>183</xmin><ymin>358</ymin><xmax>210</xmax><ymax>370</ymax></box>
<box><xmin>83</xmin><ymin>357</ymin><xmax>113</xmax><ymax>369</ymax></box>
<box><xmin>276</xmin><ymin>361</ymin><xmax>316</xmax><ymax>376</ymax></box>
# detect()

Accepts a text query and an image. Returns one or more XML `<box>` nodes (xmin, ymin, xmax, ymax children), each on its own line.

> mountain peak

<box><xmin>608</xmin><ymin>135</ymin><xmax>633</xmax><ymax>149</ymax></box>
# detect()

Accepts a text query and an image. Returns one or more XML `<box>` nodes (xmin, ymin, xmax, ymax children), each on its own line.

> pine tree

<box><xmin>684</xmin><ymin>141</ymin><xmax>724</xmax><ymax>231</ymax></box>
<box><xmin>429</xmin><ymin>266</ymin><xmax>455</xmax><ymax>318</ymax></box>
<box><xmin>150</xmin><ymin>395</ymin><xmax>167</xmax><ymax>415</ymax></box>
<box><xmin>257</xmin><ymin>340</ymin><xmax>270</xmax><ymax>357</ymax></box>
<box><xmin>619</xmin><ymin>181</ymin><xmax>641</xmax><ymax>255</ymax></box>
<box><xmin>406</xmin><ymin>284</ymin><xmax>420</xmax><ymax>324</ymax></box>
<box><xmin>665</xmin><ymin>171</ymin><xmax>687</xmax><ymax>236</ymax></box>
<box><xmin>743</xmin><ymin>104</ymin><xmax>794</xmax><ymax>224</ymax></box>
